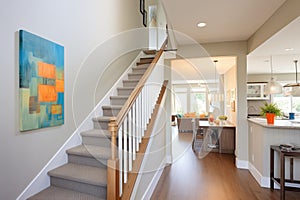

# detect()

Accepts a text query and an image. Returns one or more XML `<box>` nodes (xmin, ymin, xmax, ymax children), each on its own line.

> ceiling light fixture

<box><xmin>209</xmin><ymin>60</ymin><xmax>223</xmax><ymax>102</ymax></box>
<box><xmin>197</xmin><ymin>22</ymin><xmax>207</xmax><ymax>28</ymax></box>
<box><xmin>285</xmin><ymin>48</ymin><xmax>294</xmax><ymax>51</ymax></box>
<box><xmin>283</xmin><ymin>60</ymin><xmax>300</xmax><ymax>96</ymax></box>
<box><xmin>265</xmin><ymin>56</ymin><xmax>282</xmax><ymax>95</ymax></box>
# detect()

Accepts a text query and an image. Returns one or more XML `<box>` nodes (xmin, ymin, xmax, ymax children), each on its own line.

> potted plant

<box><xmin>260</xmin><ymin>102</ymin><xmax>282</xmax><ymax>124</ymax></box>
<box><xmin>218</xmin><ymin>115</ymin><xmax>228</xmax><ymax>125</ymax></box>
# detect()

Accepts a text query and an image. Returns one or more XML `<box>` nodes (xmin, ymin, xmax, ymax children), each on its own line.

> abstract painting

<box><xmin>19</xmin><ymin>30</ymin><xmax>64</xmax><ymax>131</ymax></box>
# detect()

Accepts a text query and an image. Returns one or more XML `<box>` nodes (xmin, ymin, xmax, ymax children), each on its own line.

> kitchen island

<box><xmin>193</xmin><ymin>121</ymin><xmax>235</xmax><ymax>154</ymax></box>
<box><xmin>248</xmin><ymin>118</ymin><xmax>300</xmax><ymax>188</ymax></box>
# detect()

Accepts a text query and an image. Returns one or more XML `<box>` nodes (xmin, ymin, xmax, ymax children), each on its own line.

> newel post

<box><xmin>107</xmin><ymin>118</ymin><xmax>120</xmax><ymax>200</ymax></box>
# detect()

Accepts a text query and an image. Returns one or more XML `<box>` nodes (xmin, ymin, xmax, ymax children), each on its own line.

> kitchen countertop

<box><xmin>248</xmin><ymin>118</ymin><xmax>300</xmax><ymax>129</ymax></box>
<box><xmin>199</xmin><ymin>120</ymin><xmax>236</xmax><ymax>128</ymax></box>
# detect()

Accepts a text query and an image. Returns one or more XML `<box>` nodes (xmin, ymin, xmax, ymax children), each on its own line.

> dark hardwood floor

<box><xmin>151</xmin><ymin>132</ymin><xmax>300</xmax><ymax>200</ymax></box>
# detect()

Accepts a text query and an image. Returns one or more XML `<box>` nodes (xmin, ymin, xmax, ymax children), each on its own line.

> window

<box><xmin>190</xmin><ymin>88</ymin><xmax>207</xmax><ymax>114</ymax></box>
<box><xmin>272</xmin><ymin>94</ymin><xmax>300</xmax><ymax>115</ymax></box>
<box><xmin>173</xmin><ymin>84</ymin><xmax>208</xmax><ymax>114</ymax></box>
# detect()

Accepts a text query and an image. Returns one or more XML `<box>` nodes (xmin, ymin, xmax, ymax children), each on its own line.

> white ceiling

<box><xmin>247</xmin><ymin>17</ymin><xmax>300</xmax><ymax>74</ymax></box>
<box><xmin>171</xmin><ymin>56</ymin><xmax>236</xmax><ymax>84</ymax></box>
<box><xmin>162</xmin><ymin>0</ymin><xmax>286</xmax><ymax>44</ymax></box>
<box><xmin>162</xmin><ymin>0</ymin><xmax>300</xmax><ymax>74</ymax></box>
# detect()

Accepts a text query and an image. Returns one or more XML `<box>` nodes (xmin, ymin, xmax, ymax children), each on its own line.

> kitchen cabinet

<box><xmin>247</xmin><ymin>83</ymin><xmax>269</xmax><ymax>100</ymax></box>
<box><xmin>194</xmin><ymin>121</ymin><xmax>235</xmax><ymax>154</ymax></box>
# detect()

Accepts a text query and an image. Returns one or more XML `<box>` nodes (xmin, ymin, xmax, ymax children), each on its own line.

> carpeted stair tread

<box><xmin>140</xmin><ymin>57</ymin><xmax>155</xmax><ymax>60</ymax></box>
<box><xmin>28</xmin><ymin>186</ymin><xmax>104</xmax><ymax>200</ymax></box>
<box><xmin>123</xmin><ymin>79</ymin><xmax>140</xmax><ymax>83</ymax></box>
<box><xmin>110</xmin><ymin>95</ymin><xmax>129</xmax><ymax>99</ymax></box>
<box><xmin>92</xmin><ymin>116</ymin><xmax>111</xmax><ymax>122</ymax></box>
<box><xmin>117</xmin><ymin>86</ymin><xmax>135</xmax><ymax>90</ymax></box>
<box><xmin>110</xmin><ymin>95</ymin><xmax>129</xmax><ymax>105</ymax></box>
<box><xmin>81</xmin><ymin>129</ymin><xmax>111</xmax><ymax>138</ymax></box>
<box><xmin>128</xmin><ymin>71</ymin><xmax>145</xmax><ymax>75</ymax></box>
<box><xmin>132</xmin><ymin>65</ymin><xmax>149</xmax><ymax>70</ymax></box>
<box><xmin>136</xmin><ymin>59</ymin><xmax>154</xmax><ymax>65</ymax></box>
<box><xmin>67</xmin><ymin>145</ymin><xmax>111</xmax><ymax>159</ymax></box>
<box><xmin>48</xmin><ymin>163</ymin><xmax>107</xmax><ymax>187</ymax></box>
<box><xmin>102</xmin><ymin>105</ymin><xmax>123</xmax><ymax>109</ymax></box>
<box><xmin>143</xmin><ymin>49</ymin><xmax>156</xmax><ymax>55</ymax></box>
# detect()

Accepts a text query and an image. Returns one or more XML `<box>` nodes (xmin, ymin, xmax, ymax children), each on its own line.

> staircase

<box><xmin>28</xmin><ymin>54</ymin><xmax>156</xmax><ymax>200</ymax></box>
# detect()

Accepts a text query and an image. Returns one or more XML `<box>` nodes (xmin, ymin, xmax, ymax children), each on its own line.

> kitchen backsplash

<box><xmin>247</xmin><ymin>99</ymin><xmax>270</xmax><ymax>115</ymax></box>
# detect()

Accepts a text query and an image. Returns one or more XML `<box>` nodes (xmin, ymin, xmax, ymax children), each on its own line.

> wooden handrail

<box><xmin>114</xmin><ymin>38</ymin><xmax>168</xmax><ymax>127</ymax></box>
<box><xmin>107</xmin><ymin>39</ymin><xmax>168</xmax><ymax>200</ymax></box>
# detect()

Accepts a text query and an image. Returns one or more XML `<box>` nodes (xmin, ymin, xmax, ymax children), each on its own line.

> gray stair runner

<box><xmin>27</xmin><ymin>55</ymin><xmax>154</xmax><ymax>199</ymax></box>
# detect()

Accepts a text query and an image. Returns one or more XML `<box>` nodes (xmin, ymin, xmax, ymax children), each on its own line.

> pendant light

<box><xmin>265</xmin><ymin>56</ymin><xmax>282</xmax><ymax>95</ymax></box>
<box><xmin>209</xmin><ymin>60</ymin><xmax>223</xmax><ymax>102</ymax></box>
<box><xmin>283</xmin><ymin>60</ymin><xmax>300</xmax><ymax>96</ymax></box>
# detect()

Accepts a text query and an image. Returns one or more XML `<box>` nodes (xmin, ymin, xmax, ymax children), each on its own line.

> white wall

<box><xmin>0</xmin><ymin>0</ymin><xmax>144</xmax><ymax>199</ymax></box>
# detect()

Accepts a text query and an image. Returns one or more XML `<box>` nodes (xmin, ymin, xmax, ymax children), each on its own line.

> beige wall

<box><xmin>202</xmin><ymin>41</ymin><xmax>248</xmax><ymax>164</ymax></box>
<box><xmin>247</xmin><ymin>73</ymin><xmax>295</xmax><ymax>83</ymax></box>
<box><xmin>224</xmin><ymin>64</ymin><xmax>237</xmax><ymax>125</ymax></box>
<box><xmin>0</xmin><ymin>1</ymin><xmax>143</xmax><ymax>199</ymax></box>
<box><xmin>176</xmin><ymin>41</ymin><xmax>248</xmax><ymax>163</ymax></box>
<box><xmin>248</xmin><ymin>0</ymin><xmax>300</xmax><ymax>53</ymax></box>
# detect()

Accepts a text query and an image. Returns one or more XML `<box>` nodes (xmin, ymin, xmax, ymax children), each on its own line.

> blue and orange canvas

<box><xmin>19</xmin><ymin>30</ymin><xmax>64</xmax><ymax>131</ymax></box>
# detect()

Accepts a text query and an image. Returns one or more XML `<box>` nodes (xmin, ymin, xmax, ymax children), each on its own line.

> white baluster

<box><xmin>124</xmin><ymin>115</ymin><xmax>128</xmax><ymax>183</ymax></box>
<box><xmin>133</xmin><ymin>102</ymin><xmax>136</xmax><ymax>160</ymax></box>
<box><xmin>139</xmin><ymin>93</ymin><xmax>143</xmax><ymax>143</ymax></box>
<box><xmin>118</xmin><ymin>124</ymin><xmax>123</xmax><ymax>196</ymax></box>
<box><xmin>142</xmin><ymin>89</ymin><xmax>145</xmax><ymax>137</ymax></box>
<box><xmin>146</xmin><ymin>85</ymin><xmax>148</xmax><ymax>127</ymax></box>
<box><xmin>136</xmin><ymin>95</ymin><xmax>140</xmax><ymax>151</ymax></box>
<box><xmin>128</xmin><ymin>109</ymin><xmax>132</xmax><ymax>172</ymax></box>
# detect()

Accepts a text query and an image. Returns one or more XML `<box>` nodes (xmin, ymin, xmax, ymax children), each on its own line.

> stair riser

<box><xmin>81</xmin><ymin>136</ymin><xmax>111</xmax><ymax>148</ymax></box>
<box><xmin>128</xmin><ymin>73</ymin><xmax>143</xmax><ymax>80</ymax></box>
<box><xmin>68</xmin><ymin>154</ymin><xmax>107</xmax><ymax>168</ymax></box>
<box><xmin>132</xmin><ymin>68</ymin><xmax>147</xmax><ymax>73</ymax></box>
<box><xmin>140</xmin><ymin>57</ymin><xmax>154</xmax><ymax>62</ymax></box>
<box><xmin>123</xmin><ymin>80</ymin><xmax>139</xmax><ymax>87</ymax></box>
<box><xmin>103</xmin><ymin>108</ymin><xmax>121</xmax><ymax>117</ymax></box>
<box><xmin>50</xmin><ymin>177</ymin><xmax>106</xmax><ymax>198</ymax></box>
<box><xmin>110</xmin><ymin>98</ymin><xmax>128</xmax><ymax>105</ymax></box>
<box><xmin>137</xmin><ymin>61</ymin><xmax>152</xmax><ymax>65</ymax></box>
<box><xmin>143</xmin><ymin>50</ymin><xmax>156</xmax><ymax>55</ymax></box>
<box><xmin>117</xmin><ymin>88</ymin><xmax>134</xmax><ymax>96</ymax></box>
<box><xmin>93</xmin><ymin>121</ymin><xmax>109</xmax><ymax>130</ymax></box>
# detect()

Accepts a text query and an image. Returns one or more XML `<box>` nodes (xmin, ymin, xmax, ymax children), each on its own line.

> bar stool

<box><xmin>270</xmin><ymin>145</ymin><xmax>300</xmax><ymax>200</ymax></box>
<box><xmin>192</xmin><ymin>119</ymin><xmax>203</xmax><ymax>152</ymax></box>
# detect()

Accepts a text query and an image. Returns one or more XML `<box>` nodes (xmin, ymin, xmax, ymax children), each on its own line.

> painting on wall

<box><xmin>19</xmin><ymin>30</ymin><xmax>64</xmax><ymax>131</ymax></box>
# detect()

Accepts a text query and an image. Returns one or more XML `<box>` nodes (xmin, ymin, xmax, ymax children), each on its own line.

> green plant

<box><xmin>260</xmin><ymin>102</ymin><xmax>282</xmax><ymax>117</ymax></box>
<box><xmin>218</xmin><ymin>115</ymin><xmax>228</xmax><ymax>120</ymax></box>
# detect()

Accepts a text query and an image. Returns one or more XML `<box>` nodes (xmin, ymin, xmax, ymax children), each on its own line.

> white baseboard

<box><xmin>248</xmin><ymin>162</ymin><xmax>280</xmax><ymax>189</ymax></box>
<box><xmin>235</xmin><ymin>158</ymin><xmax>249</xmax><ymax>169</ymax></box>
<box><xmin>165</xmin><ymin>155</ymin><xmax>172</xmax><ymax>164</ymax></box>
<box><xmin>16</xmin><ymin>131</ymin><xmax>82</xmax><ymax>200</ymax></box>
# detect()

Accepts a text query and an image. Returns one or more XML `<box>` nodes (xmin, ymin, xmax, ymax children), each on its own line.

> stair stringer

<box><xmin>130</xmin><ymin>84</ymin><xmax>168</xmax><ymax>200</ymax></box>
<box><xmin>16</xmin><ymin>51</ymin><xmax>146</xmax><ymax>200</ymax></box>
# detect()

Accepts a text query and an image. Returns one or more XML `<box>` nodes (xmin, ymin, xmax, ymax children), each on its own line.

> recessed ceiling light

<box><xmin>285</xmin><ymin>48</ymin><xmax>294</xmax><ymax>51</ymax></box>
<box><xmin>197</xmin><ymin>22</ymin><xmax>207</xmax><ymax>28</ymax></box>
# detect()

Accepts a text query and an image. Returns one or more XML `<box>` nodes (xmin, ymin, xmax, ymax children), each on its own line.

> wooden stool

<box><xmin>270</xmin><ymin>145</ymin><xmax>300</xmax><ymax>200</ymax></box>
